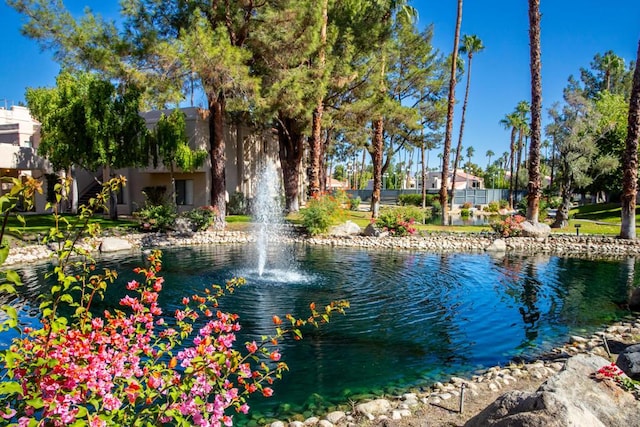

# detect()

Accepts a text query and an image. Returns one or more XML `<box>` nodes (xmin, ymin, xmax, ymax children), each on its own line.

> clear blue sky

<box><xmin>1</xmin><ymin>1</ymin><xmax>639</xmax><ymax>166</ymax></box>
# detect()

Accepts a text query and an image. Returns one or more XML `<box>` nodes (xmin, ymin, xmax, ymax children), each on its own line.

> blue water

<box><xmin>2</xmin><ymin>244</ymin><xmax>635</xmax><ymax>423</ymax></box>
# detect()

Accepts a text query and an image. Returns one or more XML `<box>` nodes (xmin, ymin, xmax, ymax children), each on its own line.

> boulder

<box><xmin>617</xmin><ymin>344</ymin><xmax>640</xmax><ymax>380</ymax></box>
<box><xmin>99</xmin><ymin>237</ymin><xmax>133</xmax><ymax>253</ymax></box>
<box><xmin>363</xmin><ymin>223</ymin><xmax>388</xmax><ymax>237</ymax></box>
<box><xmin>485</xmin><ymin>238</ymin><xmax>507</xmax><ymax>252</ymax></box>
<box><xmin>465</xmin><ymin>354</ymin><xmax>640</xmax><ymax>427</ymax></box>
<box><xmin>328</xmin><ymin>220</ymin><xmax>361</xmax><ymax>236</ymax></box>
<box><xmin>325</xmin><ymin>411</ymin><xmax>346</xmax><ymax>424</ymax></box>
<box><xmin>521</xmin><ymin>220</ymin><xmax>551</xmax><ymax>238</ymax></box>
<box><xmin>356</xmin><ymin>398</ymin><xmax>392</xmax><ymax>417</ymax></box>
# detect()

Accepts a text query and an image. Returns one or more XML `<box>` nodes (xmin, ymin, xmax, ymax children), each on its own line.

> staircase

<box><xmin>77</xmin><ymin>181</ymin><xmax>103</xmax><ymax>208</ymax></box>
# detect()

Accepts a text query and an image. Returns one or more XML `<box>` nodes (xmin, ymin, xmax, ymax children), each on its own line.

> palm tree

<box><xmin>601</xmin><ymin>51</ymin><xmax>626</xmax><ymax>92</ymax></box>
<box><xmin>514</xmin><ymin>101</ymin><xmax>530</xmax><ymax>199</ymax></box>
<box><xmin>439</xmin><ymin>0</ymin><xmax>463</xmax><ymax>224</ymax></box>
<box><xmin>486</xmin><ymin>149</ymin><xmax>495</xmax><ymax>169</ymax></box>
<box><xmin>527</xmin><ymin>0</ymin><xmax>542</xmax><ymax>222</ymax></box>
<box><xmin>500</xmin><ymin>112</ymin><xmax>519</xmax><ymax>209</ymax></box>
<box><xmin>449</xmin><ymin>34</ymin><xmax>484</xmax><ymax>209</ymax></box>
<box><xmin>620</xmin><ymin>40</ymin><xmax>640</xmax><ymax>239</ymax></box>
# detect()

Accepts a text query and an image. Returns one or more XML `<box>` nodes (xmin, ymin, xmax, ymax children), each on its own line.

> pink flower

<box><xmin>246</xmin><ymin>341</ymin><xmax>258</xmax><ymax>353</ymax></box>
<box><xmin>269</xmin><ymin>350</ymin><xmax>281</xmax><ymax>361</ymax></box>
<box><xmin>103</xmin><ymin>393</ymin><xmax>122</xmax><ymax>411</ymax></box>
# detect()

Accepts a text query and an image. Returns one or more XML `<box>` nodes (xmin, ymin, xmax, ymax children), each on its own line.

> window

<box><xmin>175</xmin><ymin>179</ymin><xmax>194</xmax><ymax>205</ymax></box>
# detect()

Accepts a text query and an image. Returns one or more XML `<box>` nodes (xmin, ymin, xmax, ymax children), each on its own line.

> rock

<box><xmin>617</xmin><ymin>344</ymin><xmax>640</xmax><ymax>380</ymax></box>
<box><xmin>363</xmin><ymin>223</ymin><xmax>388</xmax><ymax>237</ymax></box>
<box><xmin>485</xmin><ymin>238</ymin><xmax>507</xmax><ymax>252</ymax></box>
<box><xmin>303</xmin><ymin>417</ymin><xmax>319</xmax><ymax>425</ymax></box>
<box><xmin>355</xmin><ymin>399</ymin><xmax>392</xmax><ymax>417</ymax></box>
<box><xmin>328</xmin><ymin>221</ymin><xmax>361</xmax><ymax>236</ymax></box>
<box><xmin>325</xmin><ymin>411</ymin><xmax>345</xmax><ymax>424</ymax></box>
<box><xmin>520</xmin><ymin>220</ymin><xmax>551</xmax><ymax>238</ymax></box>
<box><xmin>289</xmin><ymin>422</ymin><xmax>305</xmax><ymax>427</ymax></box>
<box><xmin>99</xmin><ymin>237</ymin><xmax>133</xmax><ymax>253</ymax></box>
<box><xmin>270</xmin><ymin>422</ymin><xmax>285</xmax><ymax>427</ymax></box>
<box><xmin>317</xmin><ymin>420</ymin><xmax>333</xmax><ymax>427</ymax></box>
<box><xmin>465</xmin><ymin>354</ymin><xmax>640</xmax><ymax>427</ymax></box>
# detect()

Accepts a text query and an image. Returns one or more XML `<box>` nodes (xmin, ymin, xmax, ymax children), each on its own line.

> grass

<box><xmin>2</xmin><ymin>213</ymin><xmax>138</xmax><ymax>243</ymax></box>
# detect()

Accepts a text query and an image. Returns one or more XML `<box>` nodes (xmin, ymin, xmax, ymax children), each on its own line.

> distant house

<box><xmin>0</xmin><ymin>105</ymin><xmax>49</xmax><ymax>211</ymax></box>
<box><xmin>422</xmin><ymin>169</ymin><xmax>484</xmax><ymax>190</ymax></box>
<box><xmin>2</xmin><ymin>105</ymin><xmax>303</xmax><ymax>215</ymax></box>
<box><xmin>327</xmin><ymin>177</ymin><xmax>349</xmax><ymax>190</ymax></box>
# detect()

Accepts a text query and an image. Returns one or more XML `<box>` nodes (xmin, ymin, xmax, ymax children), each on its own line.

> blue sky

<box><xmin>1</xmin><ymin>1</ymin><xmax>639</xmax><ymax>166</ymax></box>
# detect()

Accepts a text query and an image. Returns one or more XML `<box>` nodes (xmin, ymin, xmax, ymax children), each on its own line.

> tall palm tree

<box><xmin>620</xmin><ymin>40</ymin><xmax>640</xmax><ymax>239</ymax></box>
<box><xmin>601</xmin><ymin>51</ymin><xmax>626</xmax><ymax>93</ymax></box>
<box><xmin>500</xmin><ymin>112</ymin><xmax>519</xmax><ymax>209</ymax></box>
<box><xmin>486</xmin><ymin>149</ymin><xmax>495</xmax><ymax>169</ymax></box>
<box><xmin>514</xmin><ymin>101</ymin><xmax>530</xmax><ymax>200</ymax></box>
<box><xmin>439</xmin><ymin>0</ymin><xmax>463</xmax><ymax>224</ymax></box>
<box><xmin>527</xmin><ymin>0</ymin><xmax>542</xmax><ymax>222</ymax></box>
<box><xmin>450</xmin><ymin>34</ymin><xmax>484</xmax><ymax>208</ymax></box>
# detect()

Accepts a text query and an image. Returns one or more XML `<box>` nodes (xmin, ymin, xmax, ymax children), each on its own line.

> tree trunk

<box><xmin>421</xmin><ymin>143</ymin><xmax>426</xmax><ymax>208</ymax></box>
<box><xmin>514</xmin><ymin>131</ymin><xmax>523</xmax><ymax>206</ymax></box>
<box><xmin>450</xmin><ymin>50</ymin><xmax>474</xmax><ymax>211</ymax></box>
<box><xmin>508</xmin><ymin>128</ymin><xmax>517</xmax><ymax>209</ymax></box>
<box><xmin>440</xmin><ymin>0</ymin><xmax>463</xmax><ymax>224</ymax></box>
<box><xmin>209</xmin><ymin>90</ymin><xmax>227</xmax><ymax>223</ymax></box>
<box><xmin>370</xmin><ymin>117</ymin><xmax>384</xmax><ymax>217</ymax></box>
<box><xmin>277</xmin><ymin>114</ymin><xmax>304</xmax><ymax>212</ymax></box>
<box><xmin>552</xmin><ymin>164</ymin><xmax>572</xmax><ymax>228</ymax></box>
<box><xmin>620</xmin><ymin>40</ymin><xmax>640</xmax><ymax>239</ymax></box>
<box><xmin>308</xmin><ymin>0</ymin><xmax>328</xmax><ymax>198</ymax></box>
<box><xmin>526</xmin><ymin>0</ymin><xmax>542</xmax><ymax>223</ymax></box>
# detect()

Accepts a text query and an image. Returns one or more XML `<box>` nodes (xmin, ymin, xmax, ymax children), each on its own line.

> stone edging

<box><xmin>7</xmin><ymin>230</ymin><xmax>640</xmax><ymax>267</ymax></box>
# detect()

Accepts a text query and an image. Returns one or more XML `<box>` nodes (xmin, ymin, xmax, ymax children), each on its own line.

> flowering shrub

<box><xmin>0</xmin><ymin>178</ymin><xmax>348</xmax><ymax>426</ymax></box>
<box><xmin>375</xmin><ymin>207</ymin><xmax>422</xmax><ymax>236</ymax></box>
<box><xmin>490</xmin><ymin>214</ymin><xmax>526</xmax><ymax>237</ymax></box>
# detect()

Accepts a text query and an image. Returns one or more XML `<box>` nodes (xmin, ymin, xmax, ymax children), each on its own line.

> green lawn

<box><xmin>3</xmin><ymin>213</ymin><xmax>138</xmax><ymax>242</ymax></box>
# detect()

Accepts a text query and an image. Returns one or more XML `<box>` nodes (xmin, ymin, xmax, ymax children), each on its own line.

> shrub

<box><xmin>490</xmin><ymin>214</ymin><xmax>526</xmax><ymax>237</ymax></box>
<box><xmin>376</xmin><ymin>206</ymin><xmax>425</xmax><ymax>236</ymax></box>
<box><xmin>348</xmin><ymin>196</ymin><xmax>361</xmax><ymax>211</ymax></box>
<box><xmin>398</xmin><ymin>194</ymin><xmax>421</xmax><ymax>206</ymax></box>
<box><xmin>301</xmin><ymin>194</ymin><xmax>343</xmax><ymax>236</ymax></box>
<box><xmin>183</xmin><ymin>205</ymin><xmax>219</xmax><ymax>231</ymax></box>
<box><xmin>0</xmin><ymin>178</ymin><xmax>349</xmax><ymax>426</ymax></box>
<box><xmin>499</xmin><ymin>199</ymin><xmax>509</xmax><ymax>209</ymax></box>
<box><xmin>431</xmin><ymin>200</ymin><xmax>442</xmax><ymax>215</ymax></box>
<box><xmin>398</xmin><ymin>193</ymin><xmax>438</xmax><ymax>207</ymax></box>
<box><xmin>486</xmin><ymin>200</ymin><xmax>500</xmax><ymax>213</ymax></box>
<box><xmin>460</xmin><ymin>208</ymin><xmax>470</xmax><ymax>217</ymax></box>
<box><xmin>228</xmin><ymin>191</ymin><xmax>247</xmax><ymax>215</ymax></box>
<box><xmin>462</xmin><ymin>201</ymin><xmax>473</xmax><ymax>209</ymax></box>
<box><xmin>517</xmin><ymin>197</ymin><xmax>549</xmax><ymax>221</ymax></box>
<box><xmin>134</xmin><ymin>202</ymin><xmax>177</xmax><ymax>231</ymax></box>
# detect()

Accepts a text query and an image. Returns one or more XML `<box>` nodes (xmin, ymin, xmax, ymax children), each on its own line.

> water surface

<box><xmin>3</xmin><ymin>245</ymin><xmax>635</xmax><ymax>422</ymax></box>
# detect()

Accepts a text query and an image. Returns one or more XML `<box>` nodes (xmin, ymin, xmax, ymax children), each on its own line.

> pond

<box><xmin>2</xmin><ymin>244</ymin><xmax>635</xmax><ymax>424</ymax></box>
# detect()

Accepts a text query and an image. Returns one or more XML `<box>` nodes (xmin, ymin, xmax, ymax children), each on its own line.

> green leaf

<box><xmin>1</xmin><ymin>305</ymin><xmax>18</xmax><ymax>329</ymax></box>
<box><xmin>5</xmin><ymin>270</ymin><xmax>21</xmax><ymax>285</ymax></box>
<box><xmin>0</xmin><ymin>381</ymin><xmax>23</xmax><ymax>395</ymax></box>
<box><xmin>0</xmin><ymin>242</ymin><xmax>8</xmax><ymax>266</ymax></box>
<box><xmin>0</xmin><ymin>284</ymin><xmax>17</xmax><ymax>294</ymax></box>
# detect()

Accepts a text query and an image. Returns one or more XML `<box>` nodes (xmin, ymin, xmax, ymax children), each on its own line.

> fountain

<box><xmin>250</xmin><ymin>161</ymin><xmax>303</xmax><ymax>281</ymax></box>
